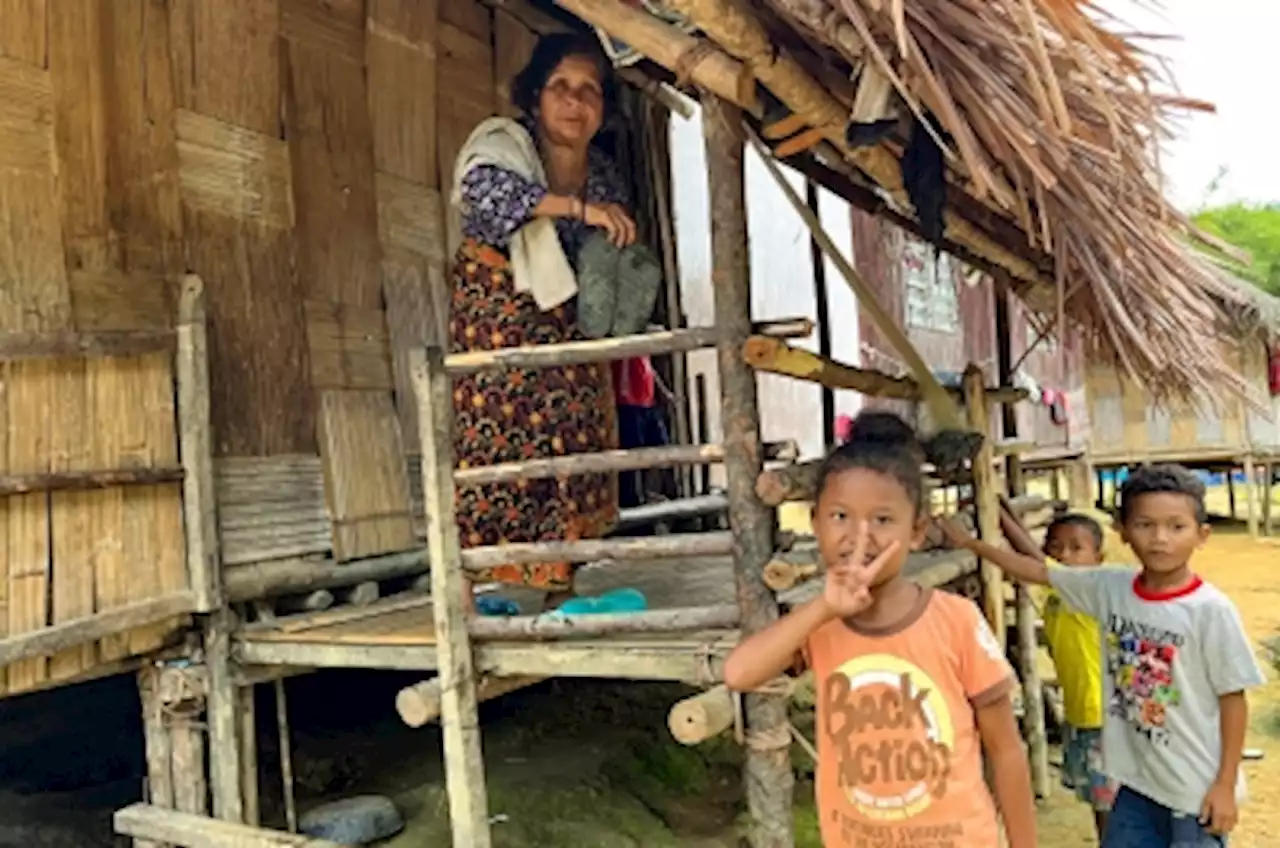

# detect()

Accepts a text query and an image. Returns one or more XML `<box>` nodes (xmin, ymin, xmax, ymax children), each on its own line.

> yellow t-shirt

<box><xmin>1037</xmin><ymin>568</ymin><xmax>1104</xmax><ymax>730</ymax></box>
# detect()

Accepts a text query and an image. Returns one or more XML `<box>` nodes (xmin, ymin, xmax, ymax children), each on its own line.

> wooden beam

<box><xmin>446</xmin><ymin>327</ymin><xmax>721</xmax><ymax>375</ymax></box>
<box><xmin>454</xmin><ymin>441</ymin><xmax>795</xmax><ymax>486</ymax></box>
<box><xmin>412</xmin><ymin>346</ymin><xmax>492</xmax><ymax>847</ymax></box>
<box><xmin>443</xmin><ymin>320</ymin><xmax>807</xmax><ymax>376</ymax></box>
<box><xmin>777</xmin><ymin>548</ymin><xmax>980</xmax><ymax>607</ymax></box>
<box><xmin>177</xmin><ymin>274</ymin><xmax>222</xmax><ymax>612</ymax></box>
<box><xmin>114</xmin><ymin>803</ymin><xmax>344</xmax><ymax>847</ymax></box>
<box><xmin>223</xmin><ymin>549</ymin><xmax>428</xmax><ymax>603</ymax></box>
<box><xmin>742</xmin><ymin>336</ymin><xmax>1027</xmax><ymax>404</ymax></box>
<box><xmin>468</xmin><ymin>604</ymin><xmax>740</xmax><ymax>640</ymax></box>
<box><xmin>234</xmin><ymin>638</ymin><xmax>732</xmax><ymax>684</ymax></box>
<box><xmin>702</xmin><ymin>95</ymin><xmax>794</xmax><ymax>846</ymax></box>
<box><xmin>0</xmin><ymin>329</ymin><xmax>175</xmax><ymax>362</ymax></box>
<box><xmin>748</xmin><ymin>133</ymin><xmax>966</xmax><ymax>432</ymax></box>
<box><xmin>551</xmin><ymin>0</ymin><xmax>759</xmax><ymax>114</ymax></box>
<box><xmin>614</xmin><ymin>493</ymin><xmax>729</xmax><ymax>529</ymax></box>
<box><xmin>0</xmin><ymin>592</ymin><xmax>194</xmax><ymax>666</ymax></box>
<box><xmin>460</xmin><ymin>531</ymin><xmax>734</xmax><ymax>571</ymax></box>
<box><xmin>0</xmin><ymin>466</ymin><xmax>184</xmax><ymax>496</ymax></box>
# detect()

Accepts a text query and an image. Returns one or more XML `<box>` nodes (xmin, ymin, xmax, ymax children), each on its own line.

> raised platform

<box><xmin>232</xmin><ymin>550</ymin><xmax>979</xmax><ymax>685</ymax></box>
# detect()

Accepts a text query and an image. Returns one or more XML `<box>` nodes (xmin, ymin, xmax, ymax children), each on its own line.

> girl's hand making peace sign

<box><xmin>820</xmin><ymin>520</ymin><xmax>899</xmax><ymax>619</ymax></box>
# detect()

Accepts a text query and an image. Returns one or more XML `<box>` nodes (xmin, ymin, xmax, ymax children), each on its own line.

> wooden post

<box><xmin>1263</xmin><ymin>463</ymin><xmax>1274</xmax><ymax>537</ymax></box>
<box><xmin>274</xmin><ymin>679</ymin><xmax>298</xmax><ymax>833</ymax></box>
<box><xmin>238</xmin><ymin>686</ymin><xmax>260</xmax><ymax>827</ymax></box>
<box><xmin>412</xmin><ymin>346</ymin><xmax>491</xmax><ymax>848</ymax></box>
<box><xmin>703</xmin><ymin>95</ymin><xmax>794</xmax><ymax>848</ymax></box>
<box><xmin>205</xmin><ymin>609</ymin><xmax>243</xmax><ymax>823</ymax></box>
<box><xmin>138</xmin><ymin>667</ymin><xmax>175</xmax><ymax>848</ymax></box>
<box><xmin>962</xmin><ymin>367</ymin><xmax>1004</xmax><ymax>639</ymax></box>
<box><xmin>176</xmin><ymin>275</ymin><xmax>221</xmax><ymax>613</ymax></box>
<box><xmin>1228</xmin><ymin>469</ymin><xmax>1238</xmax><ymax>520</ymax></box>
<box><xmin>1069</xmin><ymin>458</ymin><xmax>1093</xmax><ymax>509</ymax></box>
<box><xmin>994</xmin><ymin>293</ymin><xmax>1048</xmax><ymax>799</ymax></box>
<box><xmin>1245</xmin><ymin>455</ymin><xmax>1258</xmax><ymax>537</ymax></box>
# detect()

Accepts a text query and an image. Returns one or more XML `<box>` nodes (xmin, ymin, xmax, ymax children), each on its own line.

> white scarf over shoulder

<box><xmin>450</xmin><ymin>117</ymin><xmax>578</xmax><ymax>310</ymax></box>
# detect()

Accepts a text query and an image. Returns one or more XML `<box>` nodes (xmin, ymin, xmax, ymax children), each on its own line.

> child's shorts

<box><xmin>1103</xmin><ymin>786</ymin><xmax>1227</xmax><ymax>847</ymax></box>
<box><xmin>1062</xmin><ymin>725</ymin><xmax>1118</xmax><ymax>812</ymax></box>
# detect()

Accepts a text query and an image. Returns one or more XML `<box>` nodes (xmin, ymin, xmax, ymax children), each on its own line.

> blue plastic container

<box><xmin>557</xmin><ymin>587</ymin><xmax>648</xmax><ymax>616</ymax></box>
<box><xmin>475</xmin><ymin>595</ymin><xmax>521</xmax><ymax>617</ymax></box>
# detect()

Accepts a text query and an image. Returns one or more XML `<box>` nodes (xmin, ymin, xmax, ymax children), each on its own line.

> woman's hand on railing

<box><xmin>584</xmin><ymin>202</ymin><xmax>636</xmax><ymax>248</ymax></box>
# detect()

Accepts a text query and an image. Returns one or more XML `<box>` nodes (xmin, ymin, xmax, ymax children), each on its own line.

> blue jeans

<box><xmin>1103</xmin><ymin>786</ymin><xmax>1226</xmax><ymax>847</ymax></box>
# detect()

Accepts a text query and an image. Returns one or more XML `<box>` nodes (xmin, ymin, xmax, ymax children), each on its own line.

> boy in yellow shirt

<box><xmin>1033</xmin><ymin>513</ymin><xmax>1117</xmax><ymax>840</ymax></box>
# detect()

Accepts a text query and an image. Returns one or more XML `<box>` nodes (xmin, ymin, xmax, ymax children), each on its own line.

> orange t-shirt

<box><xmin>804</xmin><ymin>588</ymin><xmax>1014</xmax><ymax>847</ymax></box>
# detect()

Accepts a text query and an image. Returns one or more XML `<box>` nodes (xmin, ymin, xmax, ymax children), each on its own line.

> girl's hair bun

<box><xmin>848</xmin><ymin>411</ymin><xmax>919</xmax><ymax>449</ymax></box>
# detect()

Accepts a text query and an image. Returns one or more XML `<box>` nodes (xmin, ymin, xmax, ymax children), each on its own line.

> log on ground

<box><xmin>113</xmin><ymin>803</ymin><xmax>344</xmax><ymax>847</ymax></box>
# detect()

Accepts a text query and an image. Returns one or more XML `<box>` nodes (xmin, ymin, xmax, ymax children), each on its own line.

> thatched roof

<box><xmin>553</xmin><ymin>0</ymin><xmax>1274</xmax><ymax>398</ymax></box>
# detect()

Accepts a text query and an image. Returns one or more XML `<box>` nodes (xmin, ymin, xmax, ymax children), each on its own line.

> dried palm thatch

<box><xmin>597</xmin><ymin>0</ymin><xmax>1266</xmax><ymax>399</ymax></box>
<box><xmin>761</xmin><ymin>0</ymin><xmax>1263</xmax><ymax>399</ymax></box>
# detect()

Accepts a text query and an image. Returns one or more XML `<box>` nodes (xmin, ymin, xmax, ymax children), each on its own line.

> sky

<box><xmin>1121</xmin><ymin>1</ymin><xmax>1280</xmax><ymax>211</ymax></box>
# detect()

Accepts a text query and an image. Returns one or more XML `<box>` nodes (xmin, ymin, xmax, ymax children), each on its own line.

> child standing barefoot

<box><xmin>943</xmin><ymin>464</ymin><xmax>1266</xmax><ymax>847</ymax></box>
<box><xmin>723</xmin><ymin>412</ymin><xmax>1037</xmax><ymax>848</ymax></box>
<box><xmin>1007</xmin><ymin>512</ymin><xmax>1117</xmax><ymax>840</ymax></box>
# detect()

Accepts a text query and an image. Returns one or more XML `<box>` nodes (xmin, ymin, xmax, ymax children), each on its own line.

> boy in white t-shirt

<box><xmin>941</xmin><ymin>464</ymin><xmax>1265</xmax><ymax>847</ymax></box>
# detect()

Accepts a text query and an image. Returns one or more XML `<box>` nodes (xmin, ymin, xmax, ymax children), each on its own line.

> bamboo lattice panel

<box><xmin>0</xmin><ymin>6</ymin><xmax>194</xmax><ymax>696</ymax></box>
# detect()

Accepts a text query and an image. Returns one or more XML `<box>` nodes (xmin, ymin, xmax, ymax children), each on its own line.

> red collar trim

<box><xmin>1132</xmin><ymin>573</ymin><xmax>1203</xmax><ymax>602</ymax></box>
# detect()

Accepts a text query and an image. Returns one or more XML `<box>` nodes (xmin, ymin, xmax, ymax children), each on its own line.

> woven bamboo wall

<box><xmin>1085</xmin><ymin>343</ymin><xmax>1255</xmax><ymax>466</ymax></box>
<box><xmin>1</xmin><ymin>0</ymin><xmax>553</xmax><ymax>588</ymax></box>
<box><xmin>0</xmin><ymin>4</ymin><xmax>191</xmax><ymax>696</ymax></box>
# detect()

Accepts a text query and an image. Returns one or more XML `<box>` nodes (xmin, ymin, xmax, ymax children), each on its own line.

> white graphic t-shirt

<box><xmin>1049</xmin><ymin>566</ymin><xmax>1266</xmax><ymax>815</ymax></box>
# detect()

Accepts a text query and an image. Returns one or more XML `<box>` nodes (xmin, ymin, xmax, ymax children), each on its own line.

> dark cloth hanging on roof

<box><xmin>901</xmin><ymin>112</ymin><xmax>948</xmax><ymax>244</ymax></box>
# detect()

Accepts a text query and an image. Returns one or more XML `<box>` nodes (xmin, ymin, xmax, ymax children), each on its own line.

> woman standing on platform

<box><xmin>449</xmin><ymin>33</ymin><xmax>638</xmax><ymax>611</ymax></box>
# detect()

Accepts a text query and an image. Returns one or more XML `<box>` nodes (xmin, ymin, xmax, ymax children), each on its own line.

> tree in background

<box><xmin>1190</xmin><ymin>168</ymin><xmax>1280</xmax><ymax>294</ymax></box>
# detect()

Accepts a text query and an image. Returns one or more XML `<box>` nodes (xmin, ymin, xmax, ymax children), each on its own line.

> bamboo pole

<box><xmin>0</xmin><ymin>466</ymin><xmax>185</xmax><ymax>496</ymax></box>
<box><xmin>963</xmin><ymin>367</ymin><xmax>1005</xmax><ymax>638</ymax></box>
<box><xmin>995</xmin><ymin>292</ymin><xmax>1048</xmax><ymax>799</ymax></box>
<box><xmin>453</xmin><ymin>441</ymin><xmax>796</xmax><ymax>487</ymax></box>
<box><xmin>274</xmin><ymin>679</ymin><xmax>298</xmax><ymax>834</ymax></box>
<box><xmin>668</xmin><ymin>684</ymin><xmax>736</xmax><ymax>745</ymax></box>
<box><xmin>742</xmin><ymin>336</ymin><xmax>1027</xmax><ymax>405</ymax></box>
<box><xmin>460</xmin><ymin>531</ymin><xmax>734</xmax><ymax>571</ymax></box>
<box><xmin>177</xmin><ymin>275</ymin><xmax>222</xmax><ymax>613</ymax></box>
<box><xmin>445</xmin><ymin>320</ymin><xmax>811</xmax><ymax>376</ymax></box>
<box><xmin>0</xmin><ymin>591</ymin><xmax>195</xmax><ymax>667</ymax></box>
<box><xmin>614</xmin><ymin>493</ymin><xmax>729</xmax><ymax>529</ymax></box>
<box><xmin>551</xmin><ymin>0</ymin><xmax>759</xmax><ymax>114</ymax></box>
<box><xmin>412</xmin><ymin>346</ymin><xmax>492</xmax><ymax>848</ymax></box>
<box><xmin>703</xmin><ymin>95</ymin><xmax>794</xmax><ymax>848</ymax></box>
<box><xmin>1245</xmin><ymin>455</ymin><xmax>1258</xmax><ymax>537</ymax></box>
<box><xmin>468</xmin><ymin>604</ymin><xmax>740</xmax><ymax>641</ymax></box>
<box><xmin>397</xmin><ymin>676</ymin><xmax>545</xmax><ymax>728</ymax></box>
<box><xmin>238</xmin><ymin>686</ymin><xmax>260</xmax><ymax>826</ymax></box>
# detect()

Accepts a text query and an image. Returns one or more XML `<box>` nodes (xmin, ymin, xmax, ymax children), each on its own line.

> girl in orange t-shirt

<box><xmin>723</xmin><ymin>412</ymin><xmax>1037</xmax><ymax>847</ymax></box>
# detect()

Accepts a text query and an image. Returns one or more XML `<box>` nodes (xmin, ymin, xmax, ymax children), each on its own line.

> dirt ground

<box><xmin>1035</xmin><ymin>523</ymin><xmax>1280</xmax><ymax>847</ymax></box>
